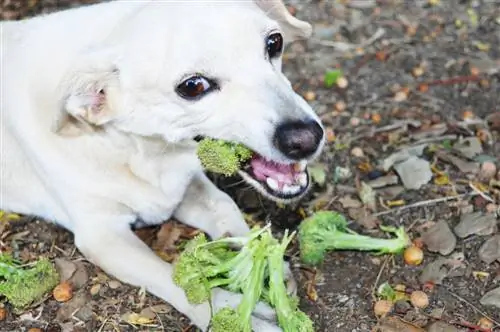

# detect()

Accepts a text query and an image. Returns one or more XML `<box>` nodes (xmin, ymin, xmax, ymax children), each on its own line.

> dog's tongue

<box><xmin>250</xmin><ymin>155</ymin><xmax>295</xmax><ymax>185</ymax></box>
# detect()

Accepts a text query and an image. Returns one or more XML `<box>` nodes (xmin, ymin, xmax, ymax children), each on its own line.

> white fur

<box><xmin>0</xmin><ymin>1</ymin><xmax>322</xmax><ymax>331</ymax></box>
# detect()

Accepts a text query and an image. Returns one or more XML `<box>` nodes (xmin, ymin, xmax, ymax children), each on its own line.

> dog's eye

<box><xmin>176</xmin><ymin>76</ymin><xmax>216</xmax><ymax>100</ymax></box>
<box><xmin>265</xmin><ymin>32</ymin><xmax>284</xmax><ymax>59</ymax></box>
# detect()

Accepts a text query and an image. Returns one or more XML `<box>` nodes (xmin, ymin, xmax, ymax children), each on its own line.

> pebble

<box><xmin>421</xmin><ymin>221</ymin><xmax>457</xmax><ymax>256</ymax></box>
<box><xmin>479</xmin><ymin>161</ymin><xmax>497</xmax><ymax>181</ymax></box>
<box><xmin>480</xmin><ymin>287</ymin><xmax>500</xmax><ymax>309</ymax></box>
<box><xmin>478</xmin><ymin>235</ymin><xmax>500</xmax><ymax>264</ymax></box>
<box><xmin>393</xmin><ymin>156</ymin><xmax>433</xmax><ymax>190</ymax></box>
<box><xmin>454</xmin><ymin>211</ymin><xmax>497</xmax><ymax>238</ymax></box>
<box><xmin>351</xmin><ymin>147</ymin><xmax>364</xmax><ymax>158</ymax></box>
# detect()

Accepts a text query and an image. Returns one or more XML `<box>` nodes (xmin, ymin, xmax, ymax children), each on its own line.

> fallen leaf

<box><xmin>309</xmin><ymin>164</ymin><xmax>327</xmax><ymax>186</ymax></box>
<box><xmin>373</xmin><ymin>316</ymin><xmax>425</xmax><ymax>332</ymax></box>
<box><xmin>121</xmin><ymin>312</ymin><xmax>156</xmax><ymax>326</ymax></box>
<box><xmin>358</xmin><ymin>181</ymin><xmax>377</xmax><ymax>211</ymax></box>
<box><xmin>323</xmin><ymin>69</ymin><xmax>344</xmax><ymax>88</ymax></box>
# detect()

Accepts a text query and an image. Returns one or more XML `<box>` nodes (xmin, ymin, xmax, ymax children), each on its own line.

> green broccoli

<box><xmin>267</xmin><ymin>230</ymin><xmax>314</xmax><ymax>332</ymax></box>
<box><xmin>210</xmin><ymin>233</ymin><xmax>270</xmax><ymax>332</ymax></box>
<box><xmin>0</xmin><ymin>253</ymin><xmax>60</xmax><ymax>310</ymax></box>
<box><xmin>173</xmin><ymin>226</ymin><xmax>269</xmax><ymax>304</ymax></box>
<box><xmin>174</xmin><ymin>225</ymin><xmax>315</xmax><ymax>332</ymax></box>
<box><xmin>196</xmin><ymin>138</ymin><xmax>253</xmax><ymax>176</ymax></box>
<box><xmin>298</xmin><ymin>211</ymin><xmax>411</xmax><ymax>266</ymax></box>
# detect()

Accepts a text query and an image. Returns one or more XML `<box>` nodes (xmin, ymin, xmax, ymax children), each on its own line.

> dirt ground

<box><xmin>1</xmin><ymin>0</ymin><xmax>500</xmax><ymax>331</ymax></box>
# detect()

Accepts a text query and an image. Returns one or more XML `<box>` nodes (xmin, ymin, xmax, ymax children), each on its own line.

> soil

<box><xmin>1</xmin><ymin>1</ymin><xmax>500</xmax><ymax>332</ymax></box>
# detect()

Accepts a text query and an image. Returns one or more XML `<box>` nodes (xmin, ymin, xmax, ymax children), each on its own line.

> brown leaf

<box><xmin>374</xmin><ymin>316</ymin><xmax>425</xmax><ymax>332</ymax></box>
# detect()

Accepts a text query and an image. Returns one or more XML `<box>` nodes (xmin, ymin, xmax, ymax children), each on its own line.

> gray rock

<box><xmin>480</xmin><ymin>287</ymin><xmax>500</xmax><ymax>309</ymax></box>
<box><xmin>393</xmin><ymin>156</ymin><xmax>433</xmax><ymax>190</ymax></box>
<box><xmin>453</xmin><ymin>137</ymin><xmax>483</xmax><ymax>159</ymax></box>
<box><xmin>381</xmin><ymin>144</ymin><xmax>428</xmax><ymax>171</ymax></box>
<box><xmin>422</xmin><ymin>221</ymin><xmax>457</xmax><ymax>256</ymax></box>
<box><xmin>454</xmin><ymin>212</ymin><xmax>498</xmax><ymax>238</ymax></box>
<box><xmin>478</xmin><ymin>235</ymin><xmax>500</xmax><ymax>264</ymax></box>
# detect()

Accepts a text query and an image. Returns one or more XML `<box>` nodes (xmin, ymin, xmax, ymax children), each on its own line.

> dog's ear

<box><xmin>53</xmin><ymin>49</ymin><xmax>121</xmax><ymax>137</ymax></box>
<box><xmin>254</xmin><ymin>0</ymin><xmax>313</xmax><ymax>41</ymax></box>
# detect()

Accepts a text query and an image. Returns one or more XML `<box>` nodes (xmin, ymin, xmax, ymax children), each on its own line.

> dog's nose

<box><xmin>273</xmin><ymin>119</ymin><xmax>324</xmax><ymax>160</ymax></box>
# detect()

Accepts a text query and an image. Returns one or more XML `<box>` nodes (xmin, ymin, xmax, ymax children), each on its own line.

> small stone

<box><xmin>56</xmin><ymin>293</ymin><xmax>90</xmax><ymax>322</ymax></box>
<box><xmin>108</xmin><ymin>280</ymin><xmax>121</xmax><ymax>289</ymax></box>
<box><xmin>478</xmin><ymin>235</ymin><xmax>500</xmax><ymax>264</ymax></box>
<box><xmin>421</xmin><ymin>220</ymin><xmax>456</xmax><ymax>256</ymax></box>
<box><xmin>90</xmin><ymin>284</ymin><xmax>101</xmax><ymax>296</ymax></box>
<box><xmin>304</xmin><ymin>91</ymin><xmax>316</xmax><ymax>101</ymax></box>
<box><xmin>453</xmin><ymin>137</ymin><xmax>483</xmax><ymax>159</ymax></box>
<box><xmin>336</xmin><ymin>76</ymin><xmax>349</xmax><ymax>89</ymax></box>
<box><xmin>479</xmin><ymin>161</ymin><xmax>497</xmax><ymax>182</ymax></box>
<box><xmin>350</xmin><ymin>117</ymin><xmax>360</xmax><ymax>126</ymax></box>
<box><xmin>393</xmin><ymin>156</ymin><xmax>433</xmax><ymax>190</ymax></box>
<box><xmin>54</xmin><ymin>259</ymin><xmax>77</xmax><ymax>282</ymax></box>
<box><xmin>394</xmin><ymin>300</ymin><xmax>411</xmax><ymax>314</ymax></box>
<box><xmin>480</xmin><ymin>287</ymin><xmax>500</xmax><ymax>309</ymax></box>
<box><xmin>351</xmin><ymin>147</ymin><xmax>364</xmax><ymax>158</ymax></box>
<box><xmin>485</xmin><ymin>203</ymin><xmax>498</xmax><ymax>214</ymax></box>
<box><xmin>454</xmin><ymin>212</ymin><xmax>497</xmax><ymax>238</ymax></box>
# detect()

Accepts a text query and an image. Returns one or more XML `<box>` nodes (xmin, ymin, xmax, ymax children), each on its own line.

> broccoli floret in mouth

<box><xmin>196</xmin><ymin>138</ymin><xmax>253</xmax><ymax>177</ymax></box>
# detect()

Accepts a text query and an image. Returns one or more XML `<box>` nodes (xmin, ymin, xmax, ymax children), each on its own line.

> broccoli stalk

<box><xmin>196</xmin><ymin>138</ymin><xmax>253</xmax><ymax>176</ymax></box>
<box><xmin>298</xmin><ymin>211</ymin><xmax>411</xmax><ymax>266</ymax></box>
<box><xmin>211</xmin><ymin>234</ymin><xmax>270</xmax><ymax>332</ymax></box>
<box><xmin>267</xmin><ymin>230</ymin><xmax>314</xmax><ymax>332</ymax></box>
<box><xmin>173</xmin><ymin>225</ymin><xmax>269</xmax><ymax>304</ymax></box>
<box><xmin>0</xmin><ymin>254</ymin><xmax>59</xmax><ymax>310</ymax></box>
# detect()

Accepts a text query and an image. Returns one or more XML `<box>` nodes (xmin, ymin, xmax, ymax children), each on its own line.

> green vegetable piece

<box><xmin>323</xmin><ymin>69</ymin><xmax>344</xmax><ymax>88</ymax></box>
<box><xmin>267</xmin><ymin>230</ymin><xmax>314</xmax><ymax>332</ymax></box>
<box><xmin>0</xmin><ymin>254</ymin><xmax>60</xmax><ymax>309</ymax></box>
<box><xmin>196</xmin><ymin>138</ymin><xmax>253</xmax><ymax>176</ymax></box>
<box><xmin>173</xmin><ymin>226</ymin><xmax>269</xmax><ymax>305</ymax></box>
<box><xmin>211</xmin><ymin>307</ymin><xmax>244</xmax><ymax>332</ymax></box>
<box><xmin>298</xmin><ymin>211</ymin><xmax>411</xmax><ymax>266</ymax></box>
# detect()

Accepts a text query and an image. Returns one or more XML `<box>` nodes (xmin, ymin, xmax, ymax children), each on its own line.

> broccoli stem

<box><xmin>325</xmin><ymin>226</ymin><xmax>409</xmax><ymax>254</ymax></box>
<box><xmin>236</xmin><ymin>238</ymin><xmax>269</xmax><ymax>332</ymax></box>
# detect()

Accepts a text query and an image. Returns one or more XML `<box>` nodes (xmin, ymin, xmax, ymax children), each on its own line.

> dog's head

<box><xmin>55</xmin><ymin>0</ymin><xmax>325</xmax><ymax>203</ymax></box>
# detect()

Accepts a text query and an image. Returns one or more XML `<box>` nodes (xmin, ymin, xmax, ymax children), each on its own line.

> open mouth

<box><xmin>238</xmin><ymin>153</ymin><xmax>310</xmax><ymax>201</ymax></box>
<box><xmin>194</xmin><ymin>135</ymin><xmax>310</xmax><ymax>202</ymax></box>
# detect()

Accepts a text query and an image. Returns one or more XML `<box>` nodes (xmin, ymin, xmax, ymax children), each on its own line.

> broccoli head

<box><xmin>210</xmin><ymin>307</ymin><xmax>244</xmax><ymax>332</ymax></box>
<box><xmin>298</xmin><ymin>211</ymin><xmax>411</xmax><ymax>266</ymax></box>
<box><xmin>173</xmin><ymin>226</ymin><xmax>270</xmax><ymax>305</ymax></box>
<box><xmin>173</xmin><ymin>225</ymin><xmax>317</xmax><ymax>332</ymax></box>
<box><xmin>267</xmin><ymin>230</ymin><xmax>314</xmax><ymax>332</ymax></box>
<box><xmin>0</xmin><ymin>254</ymin><xmax>60</xmax><ymax>310</ymax></box>
<box><xmin>196</xmin><ymin>138</ymin><xmax>253</xmax><ymax>176</ymax></box>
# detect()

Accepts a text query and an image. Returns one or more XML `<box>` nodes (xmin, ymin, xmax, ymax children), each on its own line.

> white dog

<box><xmin>0</xmin><ymin>0</ymin><xmax>325</xmax><ymax>330</ymax></box>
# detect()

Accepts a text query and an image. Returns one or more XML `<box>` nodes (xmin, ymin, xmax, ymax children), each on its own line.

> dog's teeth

<box><xmin>293</xmin><ymin>160</ymin><xmax>308</xmax><ymax>172</ymax></box>
<box><xmin>296</xmin><ymin>172</ymin><xmax>308</xmax><ymax>187</ymax></box>
<box><xmin>266</xmin><ymin>177</ymin><xmax>279</xmax><ymax>191</ymax></box>
<box><xmin>283</xmin><ymin>184</ymin><xmax>301</xmax><ymax>194</ymax></box>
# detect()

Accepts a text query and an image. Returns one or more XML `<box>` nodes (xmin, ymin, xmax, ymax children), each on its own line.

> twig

<box><xmin>371</xmin><ymin>256</ymin><xmax>390</xmax><ymax>301</ymax></box>
<box><xmin>371</xmin><ymin>193</ymin><xmax>476</xmax><ymax>218</ymax></box>
<box><xmin>469</xmin><ymin>182</ymin><xmax>495</xmax><ymax>203</ymax></box>
<box><xmin>443</xmin><ymin>286</ymin><xmax>500</xmax><ymax>328</ymax></box>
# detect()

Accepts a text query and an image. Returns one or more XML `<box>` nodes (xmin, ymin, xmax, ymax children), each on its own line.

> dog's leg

<box><xmin>173</xmin><ymin>172</ymin><xmax>298</xmax><ymax>294</ymax></box>
<box><xmin>73</xmin><ymin>212</ymin><xmax>281</xmax><ymax>332</ymax></box>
